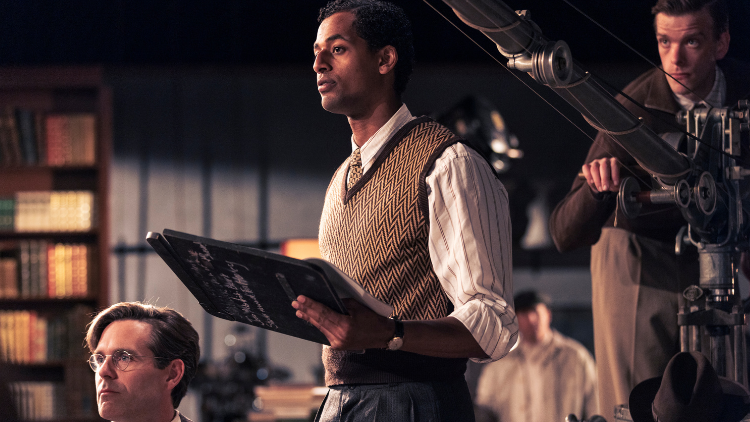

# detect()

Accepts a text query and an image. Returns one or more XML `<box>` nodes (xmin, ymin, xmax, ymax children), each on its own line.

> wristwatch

<box><xmin>386</xmin><ymin>317</ymin><xmax>404</xmax><ymax>351</ymax></box>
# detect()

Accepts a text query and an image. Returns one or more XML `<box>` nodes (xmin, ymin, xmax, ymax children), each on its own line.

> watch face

<box><xmin>387</xmin><ymin>337</ymin><xmax>403</xmax><ymax>351</ymax></box>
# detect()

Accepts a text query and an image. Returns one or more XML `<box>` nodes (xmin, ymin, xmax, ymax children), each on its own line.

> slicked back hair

<box><xmin>318</xmin><ymin>0</ymin><xmax>414</xmax><ymax>97</ymax></box>
<box><xmin>85</xmin><ymin>302</ymin><xmax>200</xmax><ymax>408</ymax></box>
<box><xmin>652</xmin><ymin>0</ymin><xmax>729</xmax><ymax>39</ymax></box>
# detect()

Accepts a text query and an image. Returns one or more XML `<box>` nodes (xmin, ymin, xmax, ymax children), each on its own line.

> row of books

<box><xmin>0</xmin><ymin>108</ymin><xmax>97</xmax><ymax>167</ymax></box>
<box><xmin>0</xmin><ymin>241</ymin><xmax>92</xmax><ymax>299</ymax></box>
<box><xmin>9</xmin><ymin>366</ymin><xmax>96</xmax><ymax>420</ymax></box>
<box><xmin>0</xmin><ymin>190</ymin><xmax>95</xmax><ymax>232</ymax></box>
<box><xmin>0</xmin><ymin>305</ymin><xmax>92</xmax><ymax>364</ymax></box>
<box><xmin>10</xmin><ymin>381</ymin><xmax>66</xmax><ymax>420</ymax></box>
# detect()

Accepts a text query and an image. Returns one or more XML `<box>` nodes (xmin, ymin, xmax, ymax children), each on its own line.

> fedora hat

<box><xmin>629</xmin><ymin>352</ymin><xmax>750</xmax><ymax>422</ymax></box>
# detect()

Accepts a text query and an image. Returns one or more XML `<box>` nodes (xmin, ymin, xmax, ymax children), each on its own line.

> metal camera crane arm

<box><xmin>440</xmin><ymin>0</ymin><xmax>750</xmax><ymax>387</ymax></box>
<box><xmin>441</xmin><ymin>0</ymin><xmax>692</xmax><ymax>184</ymax></box>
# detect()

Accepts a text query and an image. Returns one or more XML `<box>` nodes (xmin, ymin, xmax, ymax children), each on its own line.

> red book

<box><xmin>45</xmin><ymin>115</ymin><xmax>64</xmax><ymax>166</ymax></box>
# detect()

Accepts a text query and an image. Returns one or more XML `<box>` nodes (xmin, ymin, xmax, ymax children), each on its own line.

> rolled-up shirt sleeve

<box><xmin>426</xmin><ymin>143</ymin><xmax>518</xmax><ymax>363</ymax></box>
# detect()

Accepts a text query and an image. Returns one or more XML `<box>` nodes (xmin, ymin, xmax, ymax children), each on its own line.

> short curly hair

<box><xmin>318</xmin><ymin>0</ymin><xmax>414</xmax><ymax>97</ymax></box>
<box><xmin>85</xmin><ymin>302</ymin><xmax>200</xmax><ymax>408</ymax></box>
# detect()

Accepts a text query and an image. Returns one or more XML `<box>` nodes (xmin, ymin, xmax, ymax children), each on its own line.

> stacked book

<box><xmin>0</xmin><ymin>108</ymin><xmax>96</xmax><ymax>167</ymax></box>
<box><xmin>10</xmin><ymin>381</ymin><xmax>66</xmax><ymax>420</ymax></box>
<box><xmin>0</xmin><ymin>305</ymin><xmax>92</xmax><ymax>364</ymax></box>
<box><xmin>12</xmin><ymin>191</ymin><xmax>95</xmax><ymax>232</ymax></box>
<box><xmin>0</xmin><ymin>257</ymin><xmax>16</xmax><ymax>296</ymax></box>
<box><xmin>0</xmin><ymin>198</ymin><xmax>13</xmax><ymax>230</ymax></box>
<box><xmin>0</xmin><ymin>241</ymin><xmax>91</xmax><ymax>299</ymax></box>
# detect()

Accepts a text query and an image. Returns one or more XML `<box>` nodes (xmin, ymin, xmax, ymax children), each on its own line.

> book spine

<box><xmin>0</xmin><ymin>312</ymin><xmax>8</xmax><ymax>361</ymax></box>
<box><xmin>50</xmin><ymin>191</ymin><xmax>61</xmax><ymax>231</ymax></box>
<box><xmin>64</xmin><ymin>244</ymin><xmax>73</xmax><ymax>297</ymax></box>
<box><xmin>60</xmin><ymin>116</ymin><xmax>73</xmax><ymax>165</ymax></box>
<box><xmin>2</xmin><ymin>107</ymin><xmax>22</xmax><ymax>166</ymax></box>
<box><xmin>69</xmin><ymin>116</ymin><xmax>83</xmax><ymax>166</ymax></box>
<box><xmin>0</xmin><ymin>111</ymin><xmax>10</xmax><ymax>166</ymax></box>
<box><xmin>13</xmin><ymin>192</ymin><xmax>26</xmax><ymax>232</ymax></box>
<box><xmin>0</xmin><ymin>258</ymin><xmax>5</xmax><ymax>298</ymax></box>
<box><xmin>15</xmin><ymin>109</ymin><xmax>38</xmax><ymax>165</ymax></box>
<box><xmin>27</xmin><ymin>311</ymin><xmax>35</xmax><ymax>364</ymax></box>
<box><xmin>0</xmin><ymin>257</ymin><xmax>18</xmax><ymax>298</ymax></box>
<box><xmin>19</xmin><ymin>241</ymin><xmax>30</xmax><ymax>298</ymax></box>
<box><xmin>13</xmin><ymin>311</ymin><xmax>22</xmax><ymax>363</ymax></box>
<box><xmin>38</xmin><ymin>239</ymin><xmax>47</xmax><ymax>298</ymax></box>
<box><xmin>35</xmin><ymin>112</ymin><xmax>45</xmax><ymax>165</ymax></box>
<box><xmin>83</xmin><ymin>115</ymin><xmax>96</xmax><ymax>165</ymax></box>
<box><xmin>33</xmin><ymin>315</ymin><xmax>47</xmax><ymax>363</ymax></box>
<box><xmin>29</xmin><ymin>240</ymin><xmax>39</xmax><ymax>297</ymax></box>
<box><xmin>0</xmin><ymin>198</ymin><xmax>14</xmax><ymax>230</ymax></box>
<box><xmin>45</xmin><ymin>115</ymin><xmax>62</xmax><ymax>166</ymax></box>
<box><xmin>47</xmin><ymin>243</ymin><xmax>56</xmax><ymax>298</ymax></box>
<box><xmin>76</xmin><ymin>191</ymin><xmax>94</xmax><ymax>231</ymax></box>
<box><xmin>54</xmin><ymin>244</ymin><xmax>65</xmax><ymax>298</ymax></box>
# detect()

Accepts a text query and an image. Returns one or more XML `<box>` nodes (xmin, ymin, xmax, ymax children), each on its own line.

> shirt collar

<box><xmin>673</xmin><ymin>65</ymin><xmax>725</xmax><ymax>110</ymax></box>
<box><xmin>170</xmin><ymin>410</ymin><xmax>181</xmax><ymax>422</ymax></box>
<box><xmin>350</xmin><ymin>103</ymin><xmax>415</xmax><ymax>173</ymax></box>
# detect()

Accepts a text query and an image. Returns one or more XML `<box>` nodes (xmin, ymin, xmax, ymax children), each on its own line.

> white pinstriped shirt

<box><xmin>349</xmin><ymin>104</ymin><xmax>518</xmax><ymax>362</ymax></box>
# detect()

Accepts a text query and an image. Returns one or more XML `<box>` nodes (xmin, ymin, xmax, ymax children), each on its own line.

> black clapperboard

<box><xmin>147</xmin><ymin>229</ymin><xmax>347</xmax><ymax>345</ymax></box>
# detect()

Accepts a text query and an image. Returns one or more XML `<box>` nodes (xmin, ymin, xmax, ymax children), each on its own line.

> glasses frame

<box><xmin>88</xmin><ymin>350</ymin><xmax>169</xmax><ymax>372</ymax></box>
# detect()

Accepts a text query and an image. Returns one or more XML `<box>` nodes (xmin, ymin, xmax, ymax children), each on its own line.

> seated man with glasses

<box><xmin>85</xmin><ymin>302</ymin><xmax>200</xmax><ymax>422</ymax></box>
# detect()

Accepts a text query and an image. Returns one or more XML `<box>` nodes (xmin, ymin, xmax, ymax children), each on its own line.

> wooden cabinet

<box><xmin>0</xmin><ymin>67</ymin><xmax>110</xmax><ymax>421</ymax></box>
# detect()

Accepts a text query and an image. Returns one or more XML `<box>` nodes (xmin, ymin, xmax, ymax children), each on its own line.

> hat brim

<box><xmin>718</xmin><ymin>378</ymin><xmax>750</xmax><ymax>422</ymax></box>
<box><xmin>629</xmin><ymin>377</ymin><xmax>662</xmax><ymax>422</ymax></box>
<box><xmin>629</xmin><ymin>376</ymin><xmax>750</xmax><ymax>422</ymax></box>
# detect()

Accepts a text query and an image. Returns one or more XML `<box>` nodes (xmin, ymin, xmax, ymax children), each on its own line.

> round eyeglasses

<box><xmin>88</xmin><ymin>350</ymin><xmax>168</xmax><ymax>372</ymax></box>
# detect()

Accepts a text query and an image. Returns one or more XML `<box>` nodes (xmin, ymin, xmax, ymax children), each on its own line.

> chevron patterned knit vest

<box><xmin>318</xmin><ymin>116</ymin><xmax>468</xmax><ymax>386</ymax></box>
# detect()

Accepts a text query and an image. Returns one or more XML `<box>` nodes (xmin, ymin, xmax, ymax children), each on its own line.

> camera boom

<box><xmin>441</xmin><ymin>0</ymin><xmax>750</xmax><ymax>386</ymax></box>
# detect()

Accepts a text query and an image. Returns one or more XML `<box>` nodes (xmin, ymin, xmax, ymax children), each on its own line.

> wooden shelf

<box><xmin>0</xmin><ymin>297</ymin><xmax>98</xmax><ymax>308</ymax></box>
<box><xmin>0</xmin><ymin>165</ymin><xmax>98</xmax><ymax>172</ymax></box>
<box><xmin>0</xmin><ymin>164</ymin><xmax>99</xmax><ymax>195</ymax></box>
<box><xmin>0</xmin><ymin>66</ymin><xmax>111</xmax><ymax>422</ymax></box>
<box><xmin>0</xmin><ymin>231</ymin><xmax>98</xmax><ymax>241</ymax></box>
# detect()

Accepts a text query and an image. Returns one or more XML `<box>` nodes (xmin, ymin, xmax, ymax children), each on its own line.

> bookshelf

<box><xmin>0</xmin><ymin>67</ymin><xmax>110</xmax><ymax>422</ymax></box>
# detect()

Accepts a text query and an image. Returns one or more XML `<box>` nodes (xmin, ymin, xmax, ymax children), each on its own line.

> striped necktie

<box><xmin>347</xmin><ymin>147</ymin><xmax>362</xmax><ymax>189</ymax></box>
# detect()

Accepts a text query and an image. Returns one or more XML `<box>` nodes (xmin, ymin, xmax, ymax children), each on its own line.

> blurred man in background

<box><xmin>475</xmin><ymin>290</ymin><xmax>597</xmax><ymax>422</ymax></box>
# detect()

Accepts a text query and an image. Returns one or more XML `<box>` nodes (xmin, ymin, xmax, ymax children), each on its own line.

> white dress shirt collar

<box><xmin>350</xmin><ymin>103</ymin><xmax>416</xmax><ymax>173</ymax></box>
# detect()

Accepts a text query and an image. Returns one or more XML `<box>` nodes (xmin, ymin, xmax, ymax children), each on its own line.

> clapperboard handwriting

<box><xmin>146</xmin><ymin>229</ymin><xmax>347</xmax><ymax>345</ymax></box>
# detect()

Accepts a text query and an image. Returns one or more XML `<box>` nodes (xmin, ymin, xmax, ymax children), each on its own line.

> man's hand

<box><xmin>292</xmin><ymin>295</ymin><xmax>393</xmax><ymax>350</ymax></box>
<box><xmin>581</xmin><ymin>157</ymin><xmax>621</xmax><ymax>193</ymax></box>
<box><xmin>293</xmin><ymin>296</ymin><xmax>489</xmax><ymax>358</ymax></box>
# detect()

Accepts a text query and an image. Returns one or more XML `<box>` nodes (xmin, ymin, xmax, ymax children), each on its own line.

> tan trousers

<box><xmin>591</xmin><ymin>228</ymin><xmax>699</xmax><ymax>419</ymax></box>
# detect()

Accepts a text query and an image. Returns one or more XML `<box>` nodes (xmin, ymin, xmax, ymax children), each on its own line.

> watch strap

<box><xmin>392</xmin><ymin>317</ymin><xmax>404</xmax><ymax>337</ymax></box>
<box><xmin>386</xmin><ymin>317</ymin><xmax>404</xmax><ymax>351</ymax></box>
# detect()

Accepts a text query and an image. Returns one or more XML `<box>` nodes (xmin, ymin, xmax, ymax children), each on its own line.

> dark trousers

<box><xmin>315</xmin><ymin>378</ymin><xmax>475</xmax><ymax>422</ymax></box>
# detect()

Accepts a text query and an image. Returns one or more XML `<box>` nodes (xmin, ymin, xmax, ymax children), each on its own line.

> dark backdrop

<box><xmin>0</xmin><ymin>0</ymin><xmax>748</xmax><ymax>66</ymax></box>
